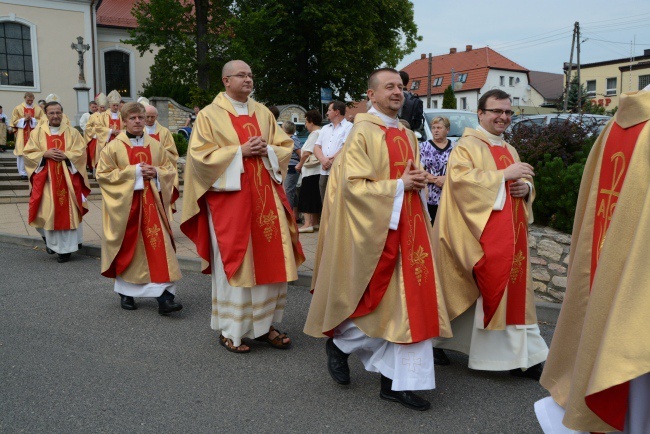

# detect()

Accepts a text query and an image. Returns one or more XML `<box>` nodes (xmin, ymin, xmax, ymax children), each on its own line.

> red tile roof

<box><xmin>402</xmin><ymin>47</ymin><xmax>528</xmax><ymax>97</ymax></box>
<box><xmin>96</xmin><ymin>0</ymin><xmax>139</xmax><ymax>29</ymax></box>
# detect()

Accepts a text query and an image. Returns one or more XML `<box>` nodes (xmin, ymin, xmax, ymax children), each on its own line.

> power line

<box><xmin>581</xmin><ymin>36</ymin><xmax>650</xmax><ymax>46</ymax></box>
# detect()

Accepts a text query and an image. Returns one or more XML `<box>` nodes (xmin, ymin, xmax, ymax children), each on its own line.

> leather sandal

<box><xmin>254</xmin><ymin>326</ymin><xmax>292</xmax><ymax>349</ymax></box>
<box><xmin>219</xmin><ymin>334</ymin><xmax>250</xmax><ymax>353</ymax></box>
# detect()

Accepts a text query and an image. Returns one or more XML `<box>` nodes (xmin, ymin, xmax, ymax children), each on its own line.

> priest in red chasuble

<box><xmin>12</xmin><ymin>91</ymin><xmax>45</xmax><ymax>179</ymax></box>
<box><xmin>535</xmin><ymin>89</ymin><xmax>650</xmax><ymax>433</ymax></box>
<box><xmin>431</xmin><ymin>89</ymin><xmax>548</xmax><ymax>380</ymax></box>
<box><xmin>181</xmin><ymin>60</ymin><xmax>304</xmax><ymax>353</ymax></box>
<box><xmin>24</xmin><ymin>101</ymin><xmax>90</xmax><ymax>263</ymax></box>
<box><xmin>96</xmin><ymin>102</ymin><xmax>182</xmax><ymax>315</ymax></box>
<box><xmin>304</xmin><ymin>68</ymin><xmax>453</xmax><ymax>411</ymax></box>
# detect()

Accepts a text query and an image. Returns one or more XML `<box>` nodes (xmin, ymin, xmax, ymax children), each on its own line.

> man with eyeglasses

<box><xmin>431</xmin><ymin>89</ymin><xmax>548</xmax><ymax>381</ymax></box>
<box><xmin>181</xmin><ymin>60</ymin><xmax>305</xmax><ymax>354</ymax></box>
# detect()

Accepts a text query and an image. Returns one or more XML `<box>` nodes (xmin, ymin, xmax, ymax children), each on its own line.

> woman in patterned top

<box><xmin>420</xmin><ymin>116</ymin><xmax>452</xmax><ymax>224</ymax></box>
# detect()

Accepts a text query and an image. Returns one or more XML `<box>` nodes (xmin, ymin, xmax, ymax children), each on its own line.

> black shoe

<box><xmin>509</xmin><ymin>363</ymin><xmax>544</xmax><ymax>381</ymax></box>
<box><xmin>433</xmin><ymin>348</ymin><xmax>450</xmax><ymax>366</ymax></box>
<box><xmin>380</xmin><ymin>375</ymin><xmax>431</xmax><ymax>411</ymax></box>
<box><xmin>326</xmin><ymin>337</ymin><xmax>350</xmax><ymax>385</ymax></box>
<box><xmin>120</xmin><ymin>295</ymin><xmax>137</xmax><ymax>311</ymax></box>
<box><xmin>21</xmin><ymin>175</ymin><xmax>28</xmax><ymax>180</ymax></box>
<box><xmin>158</xmin><ymin>299</ymin><xmax>183</xmax><ymax>315</ymax></box>
<box><xmin>57</xmin><ymin>253</ymin><xmax>71</xmax><ymax>263</ymax></box>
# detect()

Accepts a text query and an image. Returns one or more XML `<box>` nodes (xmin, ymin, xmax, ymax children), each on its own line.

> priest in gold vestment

<box><xmin>432</xmin><ymin>89</ymin><xmax>548</xmax><ymax>380</ymax></box>
<box><xmin>90</xmin><ymin>90</ymin><xmax>124</xmax><ymax>172</ymax></box>
<box><xmin>97</xmin><ymin>102</ymin><xmax>182</xmax><ymax>315</ymax></box>
<box><xmin>181</xmin><ymin>60</ymin><xmax>304</xmax><ymax>353</ymax></box>
<box><xmin>24</xmin><ymin>101</ymin><xmax>90</xmax><ymax>263</ymax></box>
<box><xmin>304</xmin><ymin>68</ymin><xmax>453</xmax><ymax>411</ymax></box>
<box><xmin>12</xmin><ymin>91</ymin><xmax>44</xmax><ymax>179</ymax></box>
<box><xmin>534</xmin><ymin>89</ymin><xmax>650</xmax><ymax>434</ymax></box>
<box><xmin>84</xmin><ymin>93</ymin><xmax>108</xmax><ymax>174</ymax></box>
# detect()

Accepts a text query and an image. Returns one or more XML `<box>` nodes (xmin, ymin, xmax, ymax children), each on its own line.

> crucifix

<box><xmin>70</xmin><ymin>36</ymin><xmax>90</xmax><ymax>84</ymax></box>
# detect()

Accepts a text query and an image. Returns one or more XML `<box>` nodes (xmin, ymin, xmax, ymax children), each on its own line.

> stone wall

<box><xmin>529</xmin><ymin>224</ymin><xmax>571</xmax><ymax>303</ymax></box>
<box><xmin>148</xmin><ymin>97</ymin><xmax>192</xmax><ymax>132</ymax></box>
<box><xmin>277</xmin><ymin>105</ymin><xmax>306</xmax><ymax>124</ymax></box>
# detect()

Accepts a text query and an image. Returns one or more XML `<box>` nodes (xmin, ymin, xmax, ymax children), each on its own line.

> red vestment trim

<box><xmin>473</xmin><ymin>144</ymin><xmax>528</xmax><ymax>328</ymax></box>
<box><xmin>103</xmin><ymin>143</ymin><xmax>171</xmax><ymax>283</ymax></box>
<box><xmin>351</xmin><ymin>127</ymin><xmax>439</xmax><ymax>342</ymax></box>
<box><xmin>108</xmin><ymin>117</ymin><xmax>120</xmax><ymax>141</ymax></box>
<box><xmin>584</xmin><ymin>121</ymin><xmax>646</xmax><ymax>432</ymax></box>
<box><xmin>22</xmin><ymin>107</ymin><xmax>34</xmax><ymax>144</ymax></box>
<box><xmin>87</xmin><ymin>138</ymin><xmax>97</xmax><ymax>167</ymax></box>
<box><xmin>149</xmin><ymin>133</ymin><xmax>160</xmax><ymax>142</ymax></box>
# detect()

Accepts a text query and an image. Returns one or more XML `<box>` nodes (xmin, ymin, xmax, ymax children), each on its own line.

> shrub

<box><xmin>172</xmin><ymin>133</ymin><xmax>188</xmax><ymax>157</ymax></box>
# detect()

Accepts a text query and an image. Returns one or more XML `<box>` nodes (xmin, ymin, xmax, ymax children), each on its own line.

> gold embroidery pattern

<box><xmin>146</xmin><ymin>223</ymin><xmax>161</xmax><ymax>250</ymax></box>
<box><xmin>409</xmin><ymin>245</ymin><xmax>430</xmax><ymax>285</ymax></box>
<box><xmin>510</xmin><ymin>199</ymin><xmax>528</xmax><ymax>283</ymax></box>
<box><xmin>51</xmin><ymin>136</ymin><xmax>67</xmax><ymax>207</ymax></box>
<box><xmin>595</xmin><ymin>151</ymin><xmax>626</xmax><ymax>264</ymax></box>
<box><xmin>510</xmin><ymin>250</ymin><xmax>525</xmax><ymax>283</ymax></box>
<box><xmin>252</xmin><ymin>159</ymin><xmax>279</xmax><ymax>242</ymax></box>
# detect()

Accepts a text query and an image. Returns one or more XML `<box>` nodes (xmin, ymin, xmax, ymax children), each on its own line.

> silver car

<box><xmin>420</xmin><ymin>109</ymin><xmax>479</xmax><ymax>143</ymax></box>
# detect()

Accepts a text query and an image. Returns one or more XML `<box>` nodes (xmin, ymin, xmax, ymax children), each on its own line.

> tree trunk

<box><xmin>195</xmin><ymin>0</ymin><xmax>209</xmax><ymax>90</ymax></box>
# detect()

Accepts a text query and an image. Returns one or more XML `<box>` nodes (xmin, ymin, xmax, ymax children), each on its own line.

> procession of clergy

<box><xmin>13</xmin><ymin>60</ymin><xmax>649</xmax><ymax>432</ymax></box>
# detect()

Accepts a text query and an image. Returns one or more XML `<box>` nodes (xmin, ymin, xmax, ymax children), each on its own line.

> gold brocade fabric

<box><xmin>431</xmin><ymin>128</ymin><xmax>537</xmax><ymax>330</ymax></box>
<box><xmin>93</xmin><ymin>112</ymin><xmax>124</xmax><ymax>165</ymax></box>
<box><xmin>24</xmin><ymin>124</ymin><xmax>90</xmax><ymax>230</ymax></box>
<box><xmin>540</xmin><ymin>91</ymin><xmax>650</xmax><ymax>432</ymax></box>
<box><xmin>11</xmin><ymin>103</ymin><xmax>45</xmax><ymax>156</ymax></box>
<box><xmin>96</xmin><ymin>133</ymin><xmax>180</xmax><ymax>284</ymax></box>
<box><xmin>303</xmin><ymin>113</ymin><xmax>453</xmax><ymax>344</ymax></box>
<box><xmin>149</xmin><ymin>122</ymin><xmax>180</xmax><ymax>215</ymax></box>
<box><xmin>180</xmin><ymin>92</ymin><xmax>302</xmax><ymax>286</ymax></box>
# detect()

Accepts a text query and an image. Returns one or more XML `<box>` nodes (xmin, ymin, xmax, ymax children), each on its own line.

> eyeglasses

<box><xmin>483</xmin><ymin>108</ymin><xmax>515</xmax><ymax>117</ymax></box>
<box><xmin>226</xmin><ymin>73</ymin><xmax>254</xmax><ymax>79</ymax></box>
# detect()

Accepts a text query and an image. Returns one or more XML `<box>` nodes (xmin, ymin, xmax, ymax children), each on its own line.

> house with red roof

<box><xmin>1</xmin><ymin>0</ymin><xmax>155</xmax><ymax>125</ymax></box>
<box><xmin>401</xmin><ymin>46</ymin><xmax>533</xmax><ymax>113</ymax></box>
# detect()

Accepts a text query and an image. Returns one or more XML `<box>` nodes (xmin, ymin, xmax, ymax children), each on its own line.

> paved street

<box><xmin>0</xmin><ymin>242</ymin><xmax>552</xmax><ymax>433</ymax></box>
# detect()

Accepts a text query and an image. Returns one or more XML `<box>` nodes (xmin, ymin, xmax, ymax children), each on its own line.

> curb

<box><xmin>0</xmin><ymin>232</ymin><xmax>561</xmax><ymax>323</ymax></box>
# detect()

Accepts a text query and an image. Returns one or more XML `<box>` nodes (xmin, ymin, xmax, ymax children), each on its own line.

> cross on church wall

<box><xmin>70</xmin><ymin>36</ymin><xmax>90</xmax><ymax>84</ymax></box>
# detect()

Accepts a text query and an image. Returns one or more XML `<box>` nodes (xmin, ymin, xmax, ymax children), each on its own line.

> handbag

<box><xmin>303</xmin><ymin>154</ymin><xmax>321</xmax><ymax>168</ymax></box>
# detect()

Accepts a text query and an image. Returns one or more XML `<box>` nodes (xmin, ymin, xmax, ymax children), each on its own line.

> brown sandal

<box><xmin>254</xmin><ymin>326</ymin><xmax>292</xmax><ymax>349</ymax></box>
<box><xmin>219</xmin><ymin>334</ymin><xmax>250</xmax><ymax>353</ymax></box>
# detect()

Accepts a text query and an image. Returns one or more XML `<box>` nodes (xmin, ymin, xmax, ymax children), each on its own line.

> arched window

<box><xmin>104</xmin><ymin>50</ymin><xmax>131</xmax><ymax>96</ymax></box>
<box><xmin>0</xmin><ymin>21</ymin><xmax>34</xmax><ymax>87</ymax></box>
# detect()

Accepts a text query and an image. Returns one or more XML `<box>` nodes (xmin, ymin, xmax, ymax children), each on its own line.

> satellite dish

<box><xmin>515</xmin><ymin>77</ymin><xmax>521</xmax><ymax>84</ymax></box>
<box><xmin>453</xmin><ymin>82</ymin><xmax>463</xmax><ymax>91</ymax></box>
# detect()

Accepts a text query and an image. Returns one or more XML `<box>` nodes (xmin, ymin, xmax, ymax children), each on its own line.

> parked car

<box><xmin>508</xmin><ymin>113</ymin><xmax>611</xmax><ymax>135</ymax></box>
<box><xmin>419</xmin><ymin>109</ymin><xmax>479</xmax><ymax>143</ymax></box>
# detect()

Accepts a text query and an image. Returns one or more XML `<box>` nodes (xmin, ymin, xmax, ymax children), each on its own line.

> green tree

<box><xmin>442</xmin><ymin>85</ymin><xmax>456</xmax><ymax>109</ymax></box>
<box><xmin>559</xmin><ymin>76</ymin><xmax>605</xmax><ymax>114</ymax></box>
<box><xmin>228</xmin><ymin>0</ymin><xmax>421</xmax><ymax>108</ymax></box>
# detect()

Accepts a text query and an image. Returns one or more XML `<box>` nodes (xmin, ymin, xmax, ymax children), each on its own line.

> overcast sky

<box><xmin>397</xmin><ymin>0</ymin><xmax>650</xmax><ymax>74</ymax></box>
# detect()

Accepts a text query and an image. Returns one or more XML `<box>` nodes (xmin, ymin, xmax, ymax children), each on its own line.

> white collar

<box><xmin>224</xmin><ymin>93</ymin><xmax>249</xmax><ymax>108</ymax></box>
<box><xmin>477</xmin><ymin>125</ymin><xmax>504</xmax><ymax>146</ymax></box>
<box><xmin>145</xmin><ymin>124</ymin><xmax>156</xmax><ymax>134</ymax></box>
<box><xmin>368</xmin><ymin>106</ymin><xmax>399</xmax><ymax>128</ymax></box>
<box><xmin>49</xmin><ymin>125</ymin><xmax>60</xmax><ymax>134</ymax></box>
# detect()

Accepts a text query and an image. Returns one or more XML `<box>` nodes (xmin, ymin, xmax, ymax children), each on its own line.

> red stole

<box><xmin>351</xmin><ymin>126</ymin><xmax>439</xmax><ymax>342</ymax></box>
<box><xmin>206</xmin><ymin>112</ymin><xmax>293</xmax><ymax>285</ymax></box>
<box><xmin>583</xmin><ymin>121</ymin><xmax>646</xmax><ymax>432</ymax></box>
<box><xmin>149</xmin><ymin>133</ymin><xmax>160</xmax><ymax>142</ymax></box>
<box><xmin>28</xmin><ymin>133</ymin><xmax>88</xmax><ymax>228</ymax></box>
<box><xmin>23</xmin><ymin>107</ymin><xmax>35</xmax><ymax>143</ymax></box>
<box><xmin>87</xmin><ymin>138</ymin><xmax>97</xmax><ymax>167</ymax></box>
<box><xmin>108</xmin><ymin>116</ymin><xmax>120</xmax><ymax>141</ymax></box>
<box><xmin>473</xmin><ymin>144</ymin><xmax>528</xmax><ymax>328</ymax></box>
<box><xmin>103</xmin><ymin>143</ymin><xmax>172</xmax><ymax>283</ymax></box>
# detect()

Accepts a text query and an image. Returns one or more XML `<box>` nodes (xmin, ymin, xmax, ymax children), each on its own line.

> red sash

<box><xmin>23</xmin><ymin>107</ymin><xmax>34</xmax><ymax>143</ymax></box>
<box><xmin>149</xmin><ymin>132</ymin><xmax>160</xmax><ymax>142</ymax></box>
<box><xmin>583</xmin><ymin>121</ymin><xmax>645</xmax><ymax>432</ymax></box>
<box><xmin>87</xmin><ymin>138</ymin><xmax>97</xmax><ymax>167</ymax></box>
<box><xmin>473</xmin><ymin>145</ymin><xmax>529</xmax><ymax>328</ymax></box>
<box><xmin>206</xmin><ymin>113</ymin><xmax>291</xmax><ymax>285</ymax></box>
<box><xmin>108</xmin><ymin>117</ymin><xmax>120</xmax><ymax>141</ymax></box>
<box><xmin>28</xmin><ymin>133</ymin><xmax>89</xmax><ymax>228</ymax></box>
<box><xmin>351</xmin><ymin>127</ymin><xmax>439</xmax><ymax>341</ymax></box>
<box><xmin>104</xmin><ymin>144</ymin><xmax>172</xmax><ymax>283</ymax></box>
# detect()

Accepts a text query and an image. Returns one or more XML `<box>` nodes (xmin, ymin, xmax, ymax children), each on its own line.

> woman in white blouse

<box><xmin>295</xmin><ymin>110</ymin><xmax>323</xmax><ymax>233</ymax></box>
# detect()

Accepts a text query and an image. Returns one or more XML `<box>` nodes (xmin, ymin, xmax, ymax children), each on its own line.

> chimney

<box><xmin>645</xmin><ymin>49</ymin><xmax>650</xmax><ymax>57</ymax></box>
<box><xmin>421</xmin><ymin>53</ymin><xmax>426</xmax><ymax>60</ymax></box>
<box><xmin>466</xmin><ymin>45</ymin><xmax>473</xmax><ymax>52</ymax></box>
<box><xmin>450</xmin><ymin>47</ymin><xmax>457</xmax><ymax>54</ymax></box>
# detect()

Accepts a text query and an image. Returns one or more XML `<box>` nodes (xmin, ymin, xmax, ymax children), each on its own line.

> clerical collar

<box><xmin>126</xmin><ymin>131</ymin><xmax>143</xmax><ymax>139</ymax></box>
<box><xmin>225</xmin><ymin>93</ymin><xmax>248</xmax><ymax>108</ymax></box>
<box><xmin>110</xmin><ymin>111</ymin><xmax>119</xmax><ymax>119</ymax></box>
<box><xmin>25</xmin><ymin>104</ymin><xmax>33</xmax><ymax>108</ymax></box>
<box><xmin>49</xmin><ymin>125</ymin><xmax>61</xmax><ymax>134</ymax></box>
<box><xmin>477</xmin><ymin>125</ymin><xmax>504</xmax><ymax>146</ymax></box>
<box><xmin>145</xmin><ymin>124</ymin><xmax>156</xmax><ymax>134</ymax></box>
<box><xmin>368</xmin><ymin>106</ymin><xmax>399</xmax><ymax>128</ymax></box>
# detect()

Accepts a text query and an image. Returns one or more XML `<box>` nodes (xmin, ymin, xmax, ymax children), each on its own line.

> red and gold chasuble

<box><xmin>103</xmin><ymin>143</ymin><xmax>172</xmax><ymax>283</ymax></box>
<box><xmin>473</xmin><ymin>144</ymin><xmax>528</xmax><ymax>328</ymax></box>
<box><xmin>350</xmin><ymin>127</ymin><xmax>439</xmax><ymax>342</ymax></box>
<box><xmin>28</xmin><ymin>134</ymin><xmax>88</xmax><ymax>229</ymax></box>
<box><xmin>583</xmin><ymin>121</ymin><xmax>645</xmax><ymax>432</ymax></box>
<box><xmin>108</xmin><ymin>117</ymin><xmax>121</xmax><ymax>141</ymax></box>
<box><xmin>22</xmin><ymin>107</ymin><xmax>35</xmax><ymax>143</ymax></box>
<box><xmin>206</xmin><ymin>113</ymin><xmax>294</xmax><ymax>285</ymax></box>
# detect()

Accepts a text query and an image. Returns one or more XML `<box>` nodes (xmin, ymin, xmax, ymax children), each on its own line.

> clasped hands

<box><xmin>400</xmin><ymin>160</ymin><xmax>427</xmax><ymax>192</ymax></box>
<box><xmin>43</xmin><ymin>148</ymin><xmax>67</xmax><ymax>162</ymax></box>
<box><xmin>139</xmin><ymin>163</ymin><xmax>157</xmax><ymax>181</ymax></box>
<box><xmin>504</xmin><ymin>162</ymin><xmax>534</xmax><ymax>198</ymax></box>
<box><xmin>320</xmin><ymin>156</ymin><xmax>335</xmax><ymax>170</ymax></box>
<box><xmin>241</xmin><ymin>136</ymin><xmax>268</xmax><ymax>157</ymax></box>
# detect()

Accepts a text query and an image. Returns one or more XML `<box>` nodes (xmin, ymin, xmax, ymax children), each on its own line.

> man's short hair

<box><xmin>89</xmin><ymin>101</ymin><xmax>97</xmax><ymax>106</ymax></box>
<box><xmin>24</xmin><ymin>92</ymin><xmax>34</xmax><ymax>98</ymax></box>
<box><xmin>38</xmin><ymin>100</ymin><xmax>46</xmax><ymax>105</ymax></box>
<box><xmin>330</xmin><ymin>100</ymin><xmax>346</xmax><ymax>116</ymax></box>
<box><xmin>120</xmin><ymin>102</ymin><xmax>146</xmax><ymax>119</ymax></box>
<box><xmin>431</xmin><ymin>116</ymin><xmax>450</xmax><ymax>129</ymax></box>
<box><xmin>305</xmin><ymin>109</ymin><xmax>322</xmax><ymax>126</ymax></box>
<box><xmin>282</xmin><ymin>120</ymin><xmax>296</xmax><ymax>135</ymax></box>
<box><xmin>268</xmin><ymin>105</ymin><xmax>280</xmax><ymax>119</ymax></box>
<box><xmin>44</xmin><ymin>101</ymin><xmax>63</xmax><ymax>114</ymax></box>
<box><xmin>399</xmin><ymin>70</ymin><xmax>409</xmax><ymax>87</ymax></box>
<box><xmin>478</xmin><ymin>89</ymin><xmax>511</xmax><ymax>111</ymax></box>
<box><xmin>367</xmin><ymin>67</ymin><xmax>399</xmax><ymax>90</ymax></box>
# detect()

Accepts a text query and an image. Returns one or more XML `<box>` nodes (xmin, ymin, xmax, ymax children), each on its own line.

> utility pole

<box><xmin>563</xmin><ymin>22</ymin><xmax>577</xmax><ymax>113</ymax></box>
<box><xmin>577</xmin><ymin>21</ymin><xmax>582</xmax><ymax>114</ymax></box>
<box><xmin>427</xmin><ymin>53</ymin><xmax>432</xmax><ymax>109</ymax></box>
